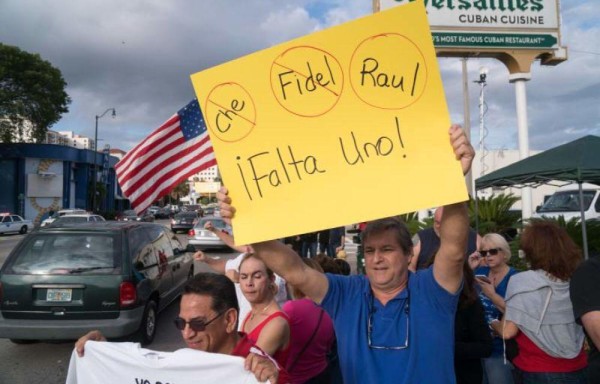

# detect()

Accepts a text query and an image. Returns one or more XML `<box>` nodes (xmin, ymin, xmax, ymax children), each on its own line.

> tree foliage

<box><xmin>0</xmin><ymin>43</ymin><xmax>71</xmax><ymax>142</ymax></box>
<box><xmin>170</xmin><ymin>181</ymin><xmax>190</xmax><ymax>202</ymax></box>
<box><xmin>469</xmin><ymin>193</ymin><xmax>522</xmax><ymax>239</ymax></box>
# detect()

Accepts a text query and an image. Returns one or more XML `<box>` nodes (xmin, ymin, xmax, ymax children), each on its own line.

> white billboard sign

<box><xmin>380</xmin><ymin>0</ymin><xmax>561</xmax><ymax>50</ymax></box>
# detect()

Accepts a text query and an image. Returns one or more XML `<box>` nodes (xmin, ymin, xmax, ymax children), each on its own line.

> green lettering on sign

<box><xmin>432</xmin><ymin>32</ymin><xmax>558</xmax><ymax>49</ymax></box>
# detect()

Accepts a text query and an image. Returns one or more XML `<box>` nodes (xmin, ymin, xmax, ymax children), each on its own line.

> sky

<box><xmin>1</xmin><ymin>0</ymin><xmax>598</xmax><ymax>153</ymax></box>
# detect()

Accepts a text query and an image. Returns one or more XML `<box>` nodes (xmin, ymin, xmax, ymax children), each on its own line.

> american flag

<box><xmin>115</xmin><ymin>99</ymin><xmax>215</xmax><ymax>214</ymax></box>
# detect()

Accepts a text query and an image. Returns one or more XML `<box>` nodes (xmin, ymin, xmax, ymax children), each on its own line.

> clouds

<box><xmin>1</xmin><ymin>0</ymin><xmax>598</xmax><ymax>152</ymax></box>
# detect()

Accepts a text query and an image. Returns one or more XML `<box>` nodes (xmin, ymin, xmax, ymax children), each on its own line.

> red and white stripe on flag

<box><xmin>115</xmin><ymin>99</ymin><xmax>215</xmax><ymax>214</ymax></box>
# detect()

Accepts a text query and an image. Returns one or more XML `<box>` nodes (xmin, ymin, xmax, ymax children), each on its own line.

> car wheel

<box><xmin>19</xmin><ymin>225</ymin><xmax>28</xmax><ymax>234</ymax></box>
<box><xmin>136</xmin><ymin>300</ymin><xmax>157</xmax><ymax>346</ymax></box>
<box><xmin>10</xmin><ymin>339</ymin><xmax>37</xmax><ymax>344</ymax></box>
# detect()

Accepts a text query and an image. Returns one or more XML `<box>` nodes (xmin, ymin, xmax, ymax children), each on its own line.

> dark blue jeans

<box><xmin>301</xmin><ymin>242</ymin><xmax>318</xmax><ymax>258</ymax></box>
<box><xmin>513</xmin><ymin>367</ymin><xmax>587</xmax><ymax>384</ymax></box>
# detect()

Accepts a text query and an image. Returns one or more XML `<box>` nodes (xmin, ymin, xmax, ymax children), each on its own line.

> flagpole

<box><xmin>373</xmin><ymin>0</ymin><xmax>380</xmax><ymax>13</ymax></box>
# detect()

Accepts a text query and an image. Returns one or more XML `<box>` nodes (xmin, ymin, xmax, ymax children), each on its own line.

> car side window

<box><xmin>166</xmin><ymin>229</ymin><xmax>184</xmax><ymax>254</ymax></box>
<box><xmin>144</xmin><ymin>226</ymin><xmax>174</xmax><ymax>261</ymax></box>
<box><xmin>130</xmin><ymin>228</ymin><xmax>156</xmax><ymax>270</ymax></box>
<box><xmin>595</xmin><ymin>194</ymin><xmax>600</xmax><ymax>212</ymax></box>
<box><xmin>11</xmin><ymin>215</ymin><xmax>22</xmax><ymax>222</ymax></box>
<box><xmin>1</xmin><ymin>216</ymin><xmax>10</xmax><ymax>223</ymax></box>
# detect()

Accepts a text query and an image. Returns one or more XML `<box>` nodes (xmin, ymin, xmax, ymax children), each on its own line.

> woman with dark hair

<box><xmin>495</xmin><ymin>221</ymin><xmax>587</xmax><ymax>383</ymax></box>
<box><xmin>429</xmin><ymin>252</ymin><xmax>493</xmax><ymax>383</ymax></box>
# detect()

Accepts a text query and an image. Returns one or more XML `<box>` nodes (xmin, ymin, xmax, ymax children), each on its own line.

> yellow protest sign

<box><xmin>190</xmin><ymin>0</ymin><xmax>468</xmax><ymax>245</ymax></box>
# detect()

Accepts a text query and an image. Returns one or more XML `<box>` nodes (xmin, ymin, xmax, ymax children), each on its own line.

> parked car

<box><xmin>181</xmin><ymin>204</ymin><xmax>203</xmax><ymax>216</ymax></box>
<box><xmin>147</xmin><ymin>206</ymin><xmax>161</xmax><ymax>216</ymax></box>
<box><xmin>50</xmin><ymin>214</ymin><xmax>106</xmax><ymax>226</ymax></box>
<box><xmin>534</xmin><ymin>183</ymin><xmax>600</xmax><ymax>221</ymax></box>
<box><xmin>40</xmin><ymin>209</ymin><xmax>87</xmax><ymax>227</ymax></box>
<box><xmin>117</xmin><ymin>209</ymin><xmax>155</xmax><ymax>222</ymax></box>
<box><xmin>0</xmin><ymin>214</ymin><xmax>32</xmax><ymax>235</ymax></box>
<box><xmin>202</xmin><ymin>206</ymin><xmax>215</xmax><ymax>216</ymax></box>
<box><xmin>170</xmin><ymin>212</ymin><xmax>199</xmax><ymax>233</ymax></box>
<box><xmin>0</xmin><ymin>222</ymin><xmax>195</xmax><ymax>345</ymax></box>
<box><xmin>153</xmin><ymin>207</ymin><xmax>172</xmax><ymax>219</ymax></box>
<box><xmin>188</xmin><ymin>217</ymin><xmax>232</xmax><ymax>250</ymax></box>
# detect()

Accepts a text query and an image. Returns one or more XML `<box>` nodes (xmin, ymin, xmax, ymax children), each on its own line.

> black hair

<box><xmin>333</xmin><ymin>258</ymin><xmax>351</xmax><ymax>276</ymax></box>
<box><xmin>183</xmin><ymin>272</ymin><xmax>239</xmax><ymax>314</ymax></box>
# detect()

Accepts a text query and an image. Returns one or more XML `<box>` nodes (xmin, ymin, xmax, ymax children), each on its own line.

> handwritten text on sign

<box><xmin>191</xmin><ymin>1</ymin><xmax>468</xmax><ymax>245</ymax></box>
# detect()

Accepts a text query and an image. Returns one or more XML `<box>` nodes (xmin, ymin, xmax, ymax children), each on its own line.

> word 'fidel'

<box><xmin>235</xmin><ymin>117</ymin><xmax>406</xmax><ymax>200</ymax></box>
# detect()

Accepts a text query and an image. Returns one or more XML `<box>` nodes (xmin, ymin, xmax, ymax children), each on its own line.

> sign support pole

<box><xmin>510</xmin><ymin>72</ymin><xmax>533</xmax><ymax>220</ymax></box>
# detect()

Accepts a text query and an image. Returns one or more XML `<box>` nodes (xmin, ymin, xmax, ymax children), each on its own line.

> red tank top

<box><xmin>243</xmin><ymin>311</ymin><xmax>291</xmax><ymax>370</ymax></box>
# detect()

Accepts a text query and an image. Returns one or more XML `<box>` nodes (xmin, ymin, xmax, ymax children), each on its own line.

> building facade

<box><xmin>0</xmin><ymin>143</ymin><xmax>126</xmax><ymax>225</ymax></box>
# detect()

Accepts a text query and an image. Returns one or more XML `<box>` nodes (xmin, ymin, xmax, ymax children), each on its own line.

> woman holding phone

<box><xmin>469</xmin><ymin>233</ymin><xmax>519</xmax><ymax>384</ymax></box>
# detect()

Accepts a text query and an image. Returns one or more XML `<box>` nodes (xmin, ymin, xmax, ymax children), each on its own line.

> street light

<box><xmin>93</xmin><ymin>108</ymin><xmax>116</xmax><ymax>212</ymax></box>
<box><xmin>474</xmin><ymin>66</ymin><xmax>488</xmax><ymax>177</ymax></box>
<box><xmin>473</xmin><ymin>67</ymin><xmax>488</xmax><ymax>236</ymax></box>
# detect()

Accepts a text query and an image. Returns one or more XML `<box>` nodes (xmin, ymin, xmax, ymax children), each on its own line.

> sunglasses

<box><xmin>174</xmin><ymin>311</ymin><xmax>225</xmax><ymax>332</ymax></box>
<box><xmin>479</xmin><ymin>248</ymin><xmax>500</xmax><ymax>257</ymax></box>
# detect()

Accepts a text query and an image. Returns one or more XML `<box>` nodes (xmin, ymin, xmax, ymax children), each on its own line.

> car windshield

<box><xmin>538</xmin><ymin>190</ymin><xmax>596</xmax><ymax>212</ymax></box>
<box><xmin>5</xmin><ymin>233</ymin><xmax>121</xmax><ymax>275</ymax></box>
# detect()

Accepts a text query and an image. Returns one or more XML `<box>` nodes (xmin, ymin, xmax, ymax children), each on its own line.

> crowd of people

<box><xmin>72</xmin><ymin>125</ymin><xmax>600</xmax><ymax>384</ymax></box>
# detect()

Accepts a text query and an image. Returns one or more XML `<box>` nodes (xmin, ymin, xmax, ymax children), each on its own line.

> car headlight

<box><xmin>136</xmin><ymin>217</ymin><xmax>142</xmax><ymax>221</ymax></box>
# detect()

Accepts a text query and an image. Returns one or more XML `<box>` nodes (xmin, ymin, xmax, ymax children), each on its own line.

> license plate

<box><xmin>46</xmin><ymin>288</ymin><xmax>72</xmax><ymax>302</ymax></box>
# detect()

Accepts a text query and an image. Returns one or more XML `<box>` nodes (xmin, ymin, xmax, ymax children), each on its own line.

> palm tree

<box><xmin>469</xmin><ymin>193</ymin><xmax>521</xmax><ymax>240</ymax></box>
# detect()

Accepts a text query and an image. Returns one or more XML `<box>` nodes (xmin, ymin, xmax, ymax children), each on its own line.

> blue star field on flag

<box><xmin>178</xmin><ymin>99</ymin><xmax>207</xmax><ymax>141</ymax></box>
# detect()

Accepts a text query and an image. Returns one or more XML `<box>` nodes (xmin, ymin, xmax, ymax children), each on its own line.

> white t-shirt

<box><xmin>66</xmin><ymin>341</ymin><xmax>263</xmax><ymax>384</ymax></box>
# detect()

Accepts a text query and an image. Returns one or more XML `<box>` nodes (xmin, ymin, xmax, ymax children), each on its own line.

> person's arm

<box><xmin>75</xmin><ymin>330</ymin><xmax>106</xmax><ymax>357</ymax></box>
<box><xmin>432</xmin><ymin>125</ymin><xmax>475</xmax><ymax>294</ymax></box>
<box><xmin>490</xmin><ymin>318</ymin><xmax>519</xmax><ymax>339</ymax></box>
<box><xmin>581</xmin><ymin>311</ymin><xmax>600</xmax><ymax>350</ymax></box>
<box><xmin>467</xmin><ymin>251</ymin><xmax>482</xmax><ymax>270</ymax></box>
<box><xmin>204</xmin><ymin>220</ymin><xmax>247</xmax><ymax>253</ymax></box>
<box><xmin>218</xmin><ymin>188</ymin><xmax>329</xmax><ymax>304</ymax></box>
<box><xmin>254</xmin><ymin>316</ymin><xmax>290</xmax><ymax>356</ymax></box>
<box><xmin>244</xmin><ymin>353</ymin><xmax>279</xmax><ymax>384</ymax></box>
<box><xmin>253</xmin><ymin>240</ymin><xmax>329</xmax><ymax>304</ymax></box>
<box><xmin>193</xmin><ymin>250</ymin><xmax>227</xmax><ymax>274</ymax></box>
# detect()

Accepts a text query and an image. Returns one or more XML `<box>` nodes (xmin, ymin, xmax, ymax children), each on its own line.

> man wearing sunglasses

<box><xmin>75</xmin><ymin>273</ymin><xmax>282</xmax><ymax>383</ymax></box>
<box><xmin>218</xmin><ymin>125</ymin><xmax>475</xmax><ymax>384</ymax></box>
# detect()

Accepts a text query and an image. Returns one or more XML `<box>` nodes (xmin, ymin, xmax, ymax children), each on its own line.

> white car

<box><xmin>40</xmin><ymin>209</ymin><xmax>87</xmax><ymax>227</ymax></box>
<box><xmin>187</xmin><ymin>217</ymin><xmax>232</xmax><ymax>250</ymax></box>
<box><xmin>0</xmin><ymin>214</ymin><xmax>32</xmax><ymax>235</ymax></box>
<box><xmin>49</xmin><ymin>214</ymin><xmax>106</xmax><ymax>226</ymax></box>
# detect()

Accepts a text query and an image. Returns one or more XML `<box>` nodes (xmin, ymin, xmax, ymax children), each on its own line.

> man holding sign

<box><xmin>218</xmin><ymin>125</ymin><xmax>475</xmax><ymax>383</ymax></box>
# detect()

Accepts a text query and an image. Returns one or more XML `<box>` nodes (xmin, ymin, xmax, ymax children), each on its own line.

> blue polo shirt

<box><xmin>321</xmin><ymin>268</ymin><xmax>459</xmax><ymax>384</ymax></box>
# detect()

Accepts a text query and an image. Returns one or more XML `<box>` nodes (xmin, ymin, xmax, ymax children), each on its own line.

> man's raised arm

<box><xmin>218</xmin><ymin>189</ymin><xmax>329</xmax><ymax>304</ymax></box>
<box><xmin>433</xmin><ymin>125</ymin><xmax>475</xmax><ymax>294</ymax></box>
